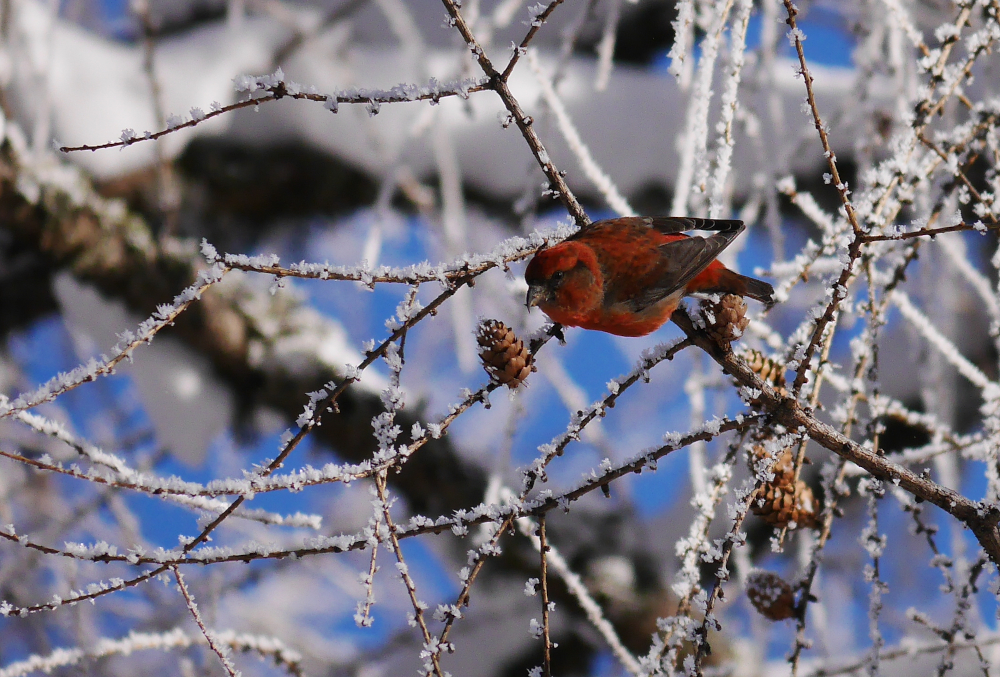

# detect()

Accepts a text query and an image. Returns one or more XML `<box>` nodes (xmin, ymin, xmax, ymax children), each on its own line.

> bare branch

<box><xmin>59</xmin><ymin>75</ymin><xmax>489</xmax><ymax>153</ymax></box>
<box><xmin>671</xmin><ymin>308</ymin><xmax>1000</xmax><ymax>564</ymax></box>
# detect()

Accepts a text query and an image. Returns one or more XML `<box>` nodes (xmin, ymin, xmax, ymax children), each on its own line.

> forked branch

<box><xmin>671</xmin><ymin>308</ymin><xmax>1000</xmax><ymax>564</ymax></box>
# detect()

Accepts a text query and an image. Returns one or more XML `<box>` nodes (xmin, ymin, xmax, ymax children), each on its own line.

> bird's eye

<box><xmin>551</xmin><ymin>271</ymin><xmax>565</xmax><ymax>284</ymax></box>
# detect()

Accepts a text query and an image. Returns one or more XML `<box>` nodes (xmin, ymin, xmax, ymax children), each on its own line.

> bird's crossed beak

<box><xmin>526</xmin><ymin>284</ymin><xmax>545</xmax><ymax>309</ymax></box>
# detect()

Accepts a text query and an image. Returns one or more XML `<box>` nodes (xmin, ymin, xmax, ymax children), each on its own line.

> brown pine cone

<box><xmin>477</xmin><ymin>319</ymin><xmax>535</xmax><ymax>389</ymax></box>
<box><xmin>746</xmin><ymin>570</ymin><xmax>795</xmax><ymax>621</ymax></box>
<box><xmin>749</xmin><ymin>444</ymin><xmax>795</xmax><ymax>482</ymax></box>
<box><xmin>702</xmin><ymin>294</ymin><xmax>750</xmax><ymax>347</ymax></box>
<box><xmin>749</xmin><ymin>445</ymin><xmax>817</xmax><ymax>529</ymax></box>
<box><xmin>753</xmin><ymin>480</ymin><xmax>818</xmax><ymax>529</ymax></box>
<box><xmin>742</xmin><ymin>349</ymin><xmax>787</xmax><ymax>394</ymax></box>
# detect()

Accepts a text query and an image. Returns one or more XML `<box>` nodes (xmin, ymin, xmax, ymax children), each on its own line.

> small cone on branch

<box><xmin>746</xmin><ymin>570</ymin><xmax>795</xmax><ymax>621</ymax></box>
<box><xmin>477</xmin><ymin>319</ymin><xmax>535</xmax><ymax>389</ymax></box>
<box><xmin>754</xmin><ymin>480</ymin><xmax>818</xmax><ymax>529</ymax></box>
<box><xmin>749</xmin><ymin>445</ymin><xmax>818</xmax><ymax>530</ymax></box>
<box><xmin>750</xmin><ymin>444</ymin><xmax>795</xmax><ymax>480</ymax></box>
<box><xmin>742</xmin><ymin>349</ymin><xmax>787</xmax><ymax>395</ymax></box>
<box><xmin>702</xmin><ymin>294</ymin><xmax>750</xmax><ymax>347</ymax></box>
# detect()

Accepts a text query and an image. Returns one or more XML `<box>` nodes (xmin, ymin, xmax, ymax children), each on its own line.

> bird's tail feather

<box><xmin>738</xmin><ymin>275</ymin><xmax>776</xmax><ymax>309</ymax></box>
<box><xmin>700</xmin><ymin>270</ymin><xmax>776</xmax><ymax>309</ymax></box>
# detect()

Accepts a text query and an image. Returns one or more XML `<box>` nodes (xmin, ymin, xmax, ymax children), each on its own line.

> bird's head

<box><xmin>524</xmin><ymin>242</ymin><xmax>601</xmax><ymax>313</ymax></box>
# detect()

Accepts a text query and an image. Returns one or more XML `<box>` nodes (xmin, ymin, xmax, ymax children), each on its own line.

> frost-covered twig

<box><xmin>879</xmin><ymin>0</ymin><xmax>931</xmax><ymax>57</ymax></box>
<box><xmin>666</xmin><ymin>0</ymin><xmax>695</xmax><ymax>87</ymax></box>
<box><xmin>782</xmin><ymin>1</ymin><xmax>865</xmax><ymax>394</ymax></box>
<box><xmin>906</xmin><ymin>550</ymin><xmax>989</xmax><ymax>676</ymax></box>
<box><xmin>516</xmin><ymin>514</ymin><xmax>641</xmax><ymax>675</ymax></box>
<box><xmin>208</xmin><ymin>221</ymin><xmax>576</xmax><ymax>285</ymax></box>
<box><xmin>685</xmin><ymin>356</ymin><xmax>708</xmax><ymax>496</ymax></box>
<box><xmin>11</xmin><ymin>409</ymin><xmax>137</xmax><ymax>475</ymax></box>
<box><xmin>172</xmin><ymin>567</ymin><xmax>240</xmax><ymax>677</ymax></box>
<box><xmin>0</xmin><ymin>264</ymin><xmax>227</xmax><ymax>419</ymax></box>
<box><xmin>522</xmin><ymin>337</ymin><xmax>693</xmax><ymax>492</ymax></box>
<box><xmin>5</xmin><ymin>412</ymin><xmax>322</xmax><ymax>526</ymax></box>
<box><xmin>59</xmin><ymin>72</ymin><xmax>490</xmax><ymax>153</ymax></box>
<box><xmin>672</xmin><ymin>307</ymin><xmax>1000</xmax><ymax>564</ymax></box>
<box><xmin>500</xmin><ymin>0</ymin><xmax>566</xmax><ymax>81</ymax></box>
<box><xmin>592</xmin><ymin>0</ymin><xmax>621</xmax><ymax>92</ymax></box>
<box><xmin>778</xmin><ymin>179</ymin><xmax>839</xmax><ymax>233</ymax></box>
<box><xmin>708</xmin><ymin>0</ymin><xmax>752</xmax><ymax>218</ymax></box>
<box><xmin>861</xmin><ymin>220</ymin><xmax>997</xmax><ymax>242</ymax></box>
<box><xmin>440</xmin><ymin>0</ymin><xmax>589</xmax><ymax>226</ymax></box>
<box><xmin>671</xmin><ymin>0</ymin><xmax>735</xmax><ymax>216</ymax></box>
<box><xmin>797</xmin><ymin>631</ymin><xmax>1000</xmax><ymax>677</ymax></box>
<box><xmin>918</xmin><ymin>132</ymin><xmax>997</xmax><ymax>223</ymax></box>
<box><xmin>0</xmin><ymin>415</ymin><xmax>759</xmax><ymax>592</ymax></box>
<box><xmin>433</xmin><ymin>513</ymin><xmax>517</xmax><ymax>653</ymax></box>
<box><xmin>526</xmin><ymin>49</ymin><xmax>634</xmax><ymax>217</ymax></box>
<box><xmin>375</xmin><ymin>475</ymin><xmax>445</xmax><ymax>675</ymax></box>
<box><xmin>654</xmin><ymin>427</ymin><xmax>752</xmax><ymax>670</ymax></box>
<box><xmin>891</xmin><ymin>289</ymin><xmax>993</xmax><ymax>390</ymax></box>
<box><xmin>368</xmin><ymin>315</ymin><xmax>445</xmax><ymax>677</ymax></box>
<box><xmin>892</xmin><ymin>486</ymin><xmax>992</xmax><ymax>674</ymax></box>
<box><xmin>537</xmin><ymin>515</ymin><xmax>553</xmax><ymax>677</ymax></box>
<box><xmin>783</xmin><ymin>2</ymin><xmax>862</xmax><ymax>237</ymax></box>
<box><xmin>0</xmin><ymin>627</ymin><xmax>303</xmax><ymax>677</ymax></box>
<box><xmin>859</xmin><ymin>479</ymin><xmax>887</xmax><ymax>676</ymax></box>
<box><xmin>937</xmin><ymin>235</ymin><xmax>1000</xmax><ymax>322</ymax></box>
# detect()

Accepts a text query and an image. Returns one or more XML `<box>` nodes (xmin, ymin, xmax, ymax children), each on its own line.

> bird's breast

<box><xmin>541</xmin><ymin>289</ymin><xmax>683</xmax><ymax>337</ymax></box>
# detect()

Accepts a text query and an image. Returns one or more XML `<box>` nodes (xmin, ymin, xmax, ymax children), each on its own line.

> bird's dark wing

<box><xmin>571</xmin><ymin>216</ymin><xmax>744</xmax><ymax>239</ymax></box>
<box><xmin>623</xmin><ymin>220</ymin><xmax>745</xmax><ymax>312</ymax></box>
<box><xmin>643</xmin><ymin>217</ymin><xmax>745</xmax><ymax>237</ymax></box>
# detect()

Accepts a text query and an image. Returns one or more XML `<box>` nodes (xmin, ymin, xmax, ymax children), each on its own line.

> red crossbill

<box><xmin>524</xmin><ymin>217</ymin><xmax>774</xmax><ymax>337</ymax></box>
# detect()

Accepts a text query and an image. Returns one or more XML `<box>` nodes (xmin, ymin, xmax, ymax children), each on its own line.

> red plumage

<box><xmin>524</xmin><ymin>216</ymin><xmax>774</xmax><ymax>337</ymax></box>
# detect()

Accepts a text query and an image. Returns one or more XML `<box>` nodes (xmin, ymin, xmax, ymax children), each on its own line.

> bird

<box><xmin>524</xmin><ymin>216</ymin><xmax>774</xmax><ymax>337</ymax></box>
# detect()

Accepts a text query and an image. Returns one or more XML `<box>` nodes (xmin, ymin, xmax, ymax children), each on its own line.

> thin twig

<box><xmin>0</xmin><ymin>627</ymin><xmax>304</xmax><ymax>677</ymax></box>
<box><xmin>440</xmin><ymin>0</ymin><xmax>589</xmax><ymax>227</ymax></box>
<box><xmin>861</xmin><ymin>221</ymin><xmax>995</xmax><ymax>242</ymax></box>
<box><xmin>59</xmin><ymin>77</ymin><xmax>489</xmax><ymax>153</ymax></box>
<box><xmin>526</xmin><ymin>48</ymin><xmax>634</xmax><ymax>216</ymax></box>
<box><xmin>172</xmin><ymin>567</ymin><xmax>240</xmax><ymax>677</ymax></box>
<box><xmin>375</xmin><ymin>473</ymin><xmax>444</xmax><ymax>677</ymax></box>
<box><xmin>0</xmin><ymin>267</ymin><xmax>227</xmax><ymax>419</ymax></box>
<box><xmin>538</xmin><ymin>515</ymin><xmax>553</xmax><ymax>677</ymax></box>
<box><xmin>517</xmin><ymin>515</ymin><xmax>641</xmax><ymax>675</ymax></box>
<box><xmin>501</xmin><ymin>0</ymin><xmax>566</xmax><ymax>81</ymax></box>
<box><xmin>782</xmin><ymin>0</ymin><xmax>864</xmax><ymax>394</ymax></box>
